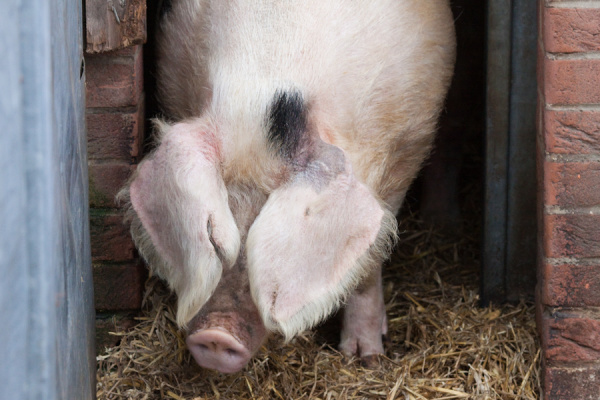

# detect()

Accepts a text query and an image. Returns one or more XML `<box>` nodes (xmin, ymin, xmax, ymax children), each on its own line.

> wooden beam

<box><xmin>86</xmin><ymin>0</ymin><xmax>146</xmax><ymax>54</ymax></box>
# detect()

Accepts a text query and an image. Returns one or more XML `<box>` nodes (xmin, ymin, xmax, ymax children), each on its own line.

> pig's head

<box><xmin>120</xmin><ymin>105</ymin><xmax>396</xmax><ymax>373</ymax></box>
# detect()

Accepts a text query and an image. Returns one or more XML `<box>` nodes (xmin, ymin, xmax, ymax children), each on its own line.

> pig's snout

<box><xmin>187</xmin><ymin>328</ymin><xmax>252</xmax><ymax>373</ymax></box>
<box><xmin>186</xmin><ymin>310</ymin><xmax>267</xmax><ymax>373</ymax></box>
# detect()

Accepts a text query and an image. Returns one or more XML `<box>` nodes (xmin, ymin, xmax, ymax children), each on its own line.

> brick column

<box><xmin>538</xmin><ymin>2</ymin><xmax>600</xmax><ymax>399</ymax></box>
<box><xmin>85</xmin><ymin>45</ymin><xmax>147</xmax><ymax>350</ymax></box>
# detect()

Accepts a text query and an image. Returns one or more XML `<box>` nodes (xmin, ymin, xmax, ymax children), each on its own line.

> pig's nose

<box><xmin>186</xmin><ymin>328</ymin><xmax>252</xmax><ymax>373</ymax></box>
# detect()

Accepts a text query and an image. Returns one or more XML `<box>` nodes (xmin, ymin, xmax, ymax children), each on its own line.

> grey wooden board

<box><xmin>483</xmin><ymin>0</ymin><xmax>537</xmax><ymax>304</ymax></box>
<box><xmin>0</xmin><ymin>0</ymin><xmax>95</xmax><ymax>399</ymax></box>
<box><xmin>1</xmin><ymin>1</ymin><xmax>28</xmax><ymax>399</ymax></box>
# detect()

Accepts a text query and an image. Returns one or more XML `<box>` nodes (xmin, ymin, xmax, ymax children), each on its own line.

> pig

<box><xmin>119</xmin><ymin>0</ymin><xmax>456</xmax><ymax>373</ymax></box>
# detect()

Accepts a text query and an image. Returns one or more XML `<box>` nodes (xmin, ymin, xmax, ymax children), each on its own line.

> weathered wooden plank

<box><xmin>0</xmin><ymin>1</ymin><xmax>28</xmax><ymax>399</ymax></box>
<box><xmin>86</xmin><ymin>0</ymin><xmax>146</xmax><ymax>53</ymax></box>
<box><xmin>0</xmin><ymin>0</ymin><xmax>95</xmax><ymax>399</ymax></box>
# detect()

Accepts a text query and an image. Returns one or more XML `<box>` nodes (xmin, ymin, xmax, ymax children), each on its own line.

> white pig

<box><xmin>119</xmin><ymin>0</ymin><xmax>456</xmax><ymax>373</ymax></box>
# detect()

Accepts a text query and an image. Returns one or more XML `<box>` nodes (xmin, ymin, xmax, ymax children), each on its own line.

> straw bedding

<box><xmin>96</xmin><ymin>207</ymin><xmax>541</xmax><ymax>399</ymax></box>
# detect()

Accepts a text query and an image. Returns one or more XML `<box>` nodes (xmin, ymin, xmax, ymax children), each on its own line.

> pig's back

<box><xmin>157</xmin><ymin>0</ymin><xmax>455</xmax><ymax>207</ymax></box>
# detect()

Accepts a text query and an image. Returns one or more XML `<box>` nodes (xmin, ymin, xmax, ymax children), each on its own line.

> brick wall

<box><xmin>538</xmin><ymin>1</ymin><xmax>600</xmax><ymax>398</ymax></box>
<box><xmin>85</xmin><ymin>45</ymin><xmax>147</xmax><ymax>351</ymax></box>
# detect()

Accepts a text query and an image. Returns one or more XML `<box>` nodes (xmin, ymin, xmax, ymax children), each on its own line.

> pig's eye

<box><xmin>207</xmin><ymin>216</ymin><xmax>225</xmax><ymax>264</ymax></box>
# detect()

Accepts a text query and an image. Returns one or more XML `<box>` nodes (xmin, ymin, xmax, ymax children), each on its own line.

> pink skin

<box><xmin>187</xmin><ymin>327</ymin><xmax>252</xmax><ymax>374</ymax></box>
<box><xmin>185</xmin><ymin>246</ymin><xmax>268</xmax><ymax>373</ymax></box>
<box><xmin>339</xmin><ymin>265</ymin><xmax>387</xmax><ymax>367</ymax></box>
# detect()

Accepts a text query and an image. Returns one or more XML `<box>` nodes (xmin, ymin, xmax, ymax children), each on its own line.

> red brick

<box><xmin>85</xmin><ymin>45</ymin><xmax>143</xmax><ymax>108</ymax></box>
<box><xmin>93</xmin><ymin>261</ymin><xmax>147</xmax><ymax>311</ymax></box>
<box><xmin>542</xmin><ymin>263</ymin><xmax>600</xmax><ymax>306</ymax></box>
<box><xmin>539</xmin><ymin>5</ymin><xmax>600</xmax><ymax>399</ymax></box>
<box><xmin>544</xmin><ymin>161</ymin><xmax>600</xmax><ymax>207</ymax></box>
<box><xmin>544</xmin><ymin>58</ymin><xmax>600</xmax><ymax>105</ymax></box>
<box><xmin>544</xmin><ymin>8</ymin><xmax>600</xmax><ymax>53</ymax></box>
<box><xmin>544</xmin><ymin>214</ymin><xmax>600</xmax><ymax>258</ymax></box>
<box><xmin>545</xmin><ymin>110</ymin><xmax>600</xmax><ymax>155</ymax></box>
<box><xmin>89</xmin><ymin>162</ymin><xmax>135</xmax><ymax>208</ymax></box>
<box><xmin>90</xmin><ymin>212</ymin><xmax>136</xmax><ymax>262</ymax></box>
<box><xmin>544</xmin><ymin>364</ymin><xmax>600</xmax><ymax>400</ymax></box>
<box><xmin>87</xmin><ymin>99</ymin><xmax>145</xmax><ymax>162</ymax></box>
<box><xmin>542</xmin><ymin>310</ymin><xmax>600</xmax><ymax>362</ymax></box>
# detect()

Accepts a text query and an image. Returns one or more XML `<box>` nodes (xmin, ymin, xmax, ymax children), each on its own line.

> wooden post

<box><xmin>86</xmin><ymin>0</ymin><xmax>146</xmax><ymax>53</ymax></box>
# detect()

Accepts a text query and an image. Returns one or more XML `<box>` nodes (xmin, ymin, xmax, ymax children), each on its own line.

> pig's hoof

<box><xmin>186</xmin><ymin>328</ymin><xmax>251</xmax><ymax>374</ymax></box>
<box><xmin>360</xmin><ymin>354</ymin><xmax>383</xmax><ymax>369</ymax></box>
<box><xmin>339</xmin><ymin>333</ymin><xmax>385</xmax><ymax>357</ymax></box>
<box><xmin>339</xmin><ymin>335</ymin><xmax>386</xmax><ymax>370</ymax></box>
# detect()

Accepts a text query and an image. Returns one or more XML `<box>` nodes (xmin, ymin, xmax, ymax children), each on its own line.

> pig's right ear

<box><xmin>121</xmin><ymin>119</ymin><xmax>240</xmax><ymax>328</ymax></box>
<box><xmin>247</xmin><ymin>141</ymin><xmax>397</xmax><ymax>339</ymax></box>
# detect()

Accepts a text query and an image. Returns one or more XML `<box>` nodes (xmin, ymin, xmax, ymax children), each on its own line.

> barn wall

<box><xmin>86</xmin><ymin>45</ymin><xmax>147</xmax><ymax>350</ymax></box>
<box><xmin>85</xmin><ymin>0</ymin><xmax>148</xmax><ymax>351</ymax></box>
<box><xmin>538</xmin><ymin>1</ymin><xmax>600</xmax><ymax>398</ymax></box>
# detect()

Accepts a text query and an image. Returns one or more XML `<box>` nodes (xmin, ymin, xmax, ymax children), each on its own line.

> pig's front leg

<box><xmin>339</xmin><ymin>265</ymin><xmax>386</xmax><ymax>366</ymax></box>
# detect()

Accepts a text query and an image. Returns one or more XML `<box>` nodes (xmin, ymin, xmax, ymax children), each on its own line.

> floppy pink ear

<box><xmin>127</xmin><ymin>120</ymin><xmax>240</xmax><ymax>327</ymax></box>
<box><xmin>246</xmin><ymin>143</ymin><xmax>396</xmax><ymax>339</ymax></box>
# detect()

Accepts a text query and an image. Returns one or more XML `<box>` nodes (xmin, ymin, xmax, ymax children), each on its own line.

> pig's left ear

<box><xmin>124</xmin><ymin>119</ymin><xmax>240</xmax><ymax>328</ymax></box>
<box><xmin>246</xmin><ymin>141</ymin><xmax>397</xmax><ymax>339</ymax></box>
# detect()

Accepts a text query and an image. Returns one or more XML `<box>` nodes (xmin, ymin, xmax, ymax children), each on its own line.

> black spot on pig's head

<box><xmin>266</xmin><ymin>89</ymin><xmax>307</xmax><ymax>159</ymax></box>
